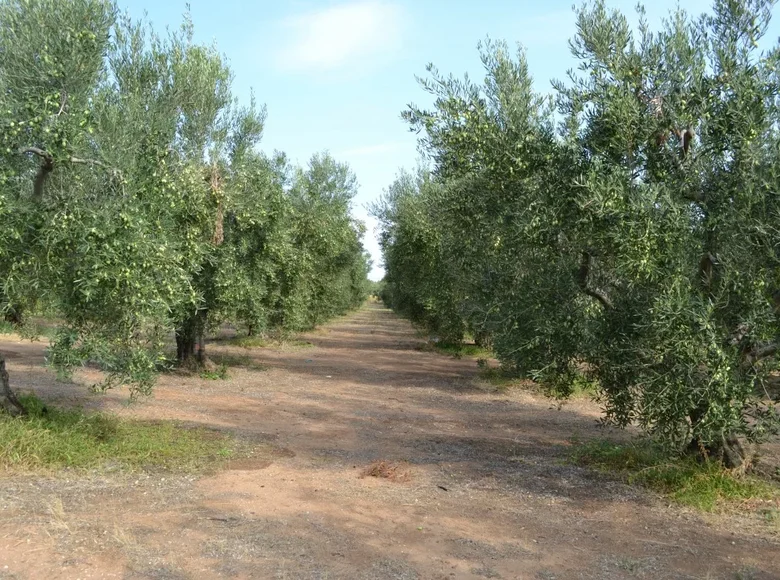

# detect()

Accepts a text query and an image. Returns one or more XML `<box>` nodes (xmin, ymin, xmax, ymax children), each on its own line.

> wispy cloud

<box><xmin>276</xmin><ymin>1</ymin><xmax>403</xmax><ymax>72</ymax></box>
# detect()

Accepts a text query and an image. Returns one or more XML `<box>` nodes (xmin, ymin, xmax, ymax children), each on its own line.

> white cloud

<box><xmin>276</xmin><ymin>1</ymin><xmax>403</xmax><ymax>72</ymax></box>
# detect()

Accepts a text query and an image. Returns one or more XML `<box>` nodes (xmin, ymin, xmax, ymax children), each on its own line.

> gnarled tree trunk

<box><xmin>175</xmin><ymin>310</ymin><xmax>208</xmax><ymax>367</ymax></box>
<box><xmin>0</xmin><ymin>353</ymin><xmax>25</xmax><ymax>416</ymax></box>
<box><xmin>688</xmin><ymin>433</ymin><xmax>756</xmax><ymax>471</ymax></box>
<box><xmin>687</xmin><ymin>404</ymin><xmax>756</xmax><ymax>470</ymax></box>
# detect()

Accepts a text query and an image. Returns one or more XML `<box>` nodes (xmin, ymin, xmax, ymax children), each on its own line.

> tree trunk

<box><xmin>3</xmin><ymin>305</ymin><xmax>23</xmax><ymax>326</ymax></box>
<box><xmin>474</xmin><ymin>330</ymin><xmax>492</xmax><ymax>349</ymax></box>
<box><xmin>687</xmin><ymin>404</ymin><xmax>755</xmax><ymax>470</ymax></box>
<box><xmin>175</xmin><ymin>310</ymin><xmax>207</xmax><ymax>367</ymax></box>
<box><xmin>0</xmin><ymin>353</ymin><xmax>25</xmax><ymax>416</ymax></box>
<box><xmin>688</xmin><ymin>433</ymin><xmax>755</xmax><ymax>471</ymax></box>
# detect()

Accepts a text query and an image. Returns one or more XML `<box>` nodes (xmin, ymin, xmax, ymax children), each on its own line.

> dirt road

<box><xmin>0</xmin><ymin>303</ymin><xmax>778</xmax><ymax>579</ymax></box>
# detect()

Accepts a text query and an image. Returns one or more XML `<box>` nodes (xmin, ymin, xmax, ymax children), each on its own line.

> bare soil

<box><xmin>0</xmin><ymin>303</ymin><xmax>778</xmax><ymax>580</ymax></box>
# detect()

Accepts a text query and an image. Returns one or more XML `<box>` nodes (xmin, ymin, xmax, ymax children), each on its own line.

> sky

<box><xmin>120</xmin><ymin>0</ymin><xmax>779</xmax><ymax>281</ymax></box>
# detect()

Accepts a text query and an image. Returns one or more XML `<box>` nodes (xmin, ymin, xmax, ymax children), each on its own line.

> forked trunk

<box><xmin>0</xmin><ymin>353</ymin><xmax>25</xmax><ymax>416</ymax></box>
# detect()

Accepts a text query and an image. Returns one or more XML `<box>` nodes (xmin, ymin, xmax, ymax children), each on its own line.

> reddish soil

<box><xmin>0</xmin><ymin>302</ymin><xmax>778</xmax><ymax>579</ymax></box>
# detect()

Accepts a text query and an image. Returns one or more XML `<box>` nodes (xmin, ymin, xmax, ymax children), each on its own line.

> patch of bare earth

<box><xmin>0</xmin><ymin>303</ymin><xmax>778</xmax><ymax>579</ymax></box>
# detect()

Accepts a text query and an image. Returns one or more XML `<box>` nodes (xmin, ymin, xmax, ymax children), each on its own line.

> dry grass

<box><xmin>360</xmin><ymin>460</ymin><xmax>411</xmax><ymax>482</ymax></box>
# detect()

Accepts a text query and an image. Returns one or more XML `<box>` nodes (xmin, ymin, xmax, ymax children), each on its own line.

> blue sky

<box><xmin>120</xmin><ymin>0</ymin><xmax>779</xmax><ymax>280</ymax></box>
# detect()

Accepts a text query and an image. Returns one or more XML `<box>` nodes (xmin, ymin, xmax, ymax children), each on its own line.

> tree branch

<box><xmin>746</xmin><ymin>343</ymin><xmax>778</xmax><ymax>364</ymax></box>
<box><xmin>20</xmin><ymin>147</ymin><xmax>54</xmax><ymax>201</ymax></box>
<box><xmin>577</xmin><ymin>250</ymin><xmax>612</xmax><ymax>309</ymax></box>
<box><xmin>19</xmin><ymin>147</ymin><xmax>122</xmax><ymax>200</ymax></box>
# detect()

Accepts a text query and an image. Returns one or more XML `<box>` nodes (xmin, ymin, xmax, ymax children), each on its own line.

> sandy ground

<box><xmin>0</xmin><ymin>302</ymin><xmax>778</xmax><ymax>580</ymax></box>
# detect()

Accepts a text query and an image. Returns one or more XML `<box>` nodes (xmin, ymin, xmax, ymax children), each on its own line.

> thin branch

<box><xmin>56</xmin><ymin>90</ymin><xmax>68</xmax><ymax>117</ymax></box>
<box><xmin>70</xmin><ymin>156</ymin><xmax>110</xmax><ymax>169</ymax></box>
<box><xmin>577</xmin><ymin>250</ymin><xmax>613</xmax><ymax>309</ymax></box>
<box><xmin>20</xmin><ymin>146</ymin><xmax>53</xmax><ymax>162</ymax></box>
<box><xmin>748</xmin><ymin>343</ymin><xmax>778</xmax><ymax>363</ymax></box>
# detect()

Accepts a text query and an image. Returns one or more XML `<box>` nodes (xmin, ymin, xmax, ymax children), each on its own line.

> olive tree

<box><xmin>378</xmin><ymin>0</ymin><xmax>780</xmax><ymax>467</ymax></box>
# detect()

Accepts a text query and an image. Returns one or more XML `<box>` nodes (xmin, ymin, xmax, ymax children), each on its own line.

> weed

<box><xmin>570</xmin><ymin>439</ymin><xmax>779</xmax><ymax>511</ymax></box>
<box><xmin>478</xmin><ymin>366</ymin><xmax>526</xmax><ymax>390</ymax></box>
<box><xmin>229</xmin><ymin>336</ymin><xmax>269</xmax><ymax>349</ymax></box>
<box><xmin>200</xmin><ymin>363</ymin><xmax>229</xmax><ymax>380</ymax></box>
<box><xmin>0</xmin><ymin>320</ymin><xmax>14</xmax><ymax>334</ymax></box>
<box><xmin>15</xmin><ymin>317</ymin><xmax>59</xmax><ymax>341</ymax></box>
<box><xmin>209</xmin><ymin>353</ymin><xmax>267</xmax><ymax>371</ymax></box>
<box><xmin>734</xmin><ymin>567</ymin><xmax>760</xmax><ymax>580</ymax></box>
<box><xmin>228</xmin><ymin>333</ymin><xmax>312</xmax><ymax>350</ymax></box>
<box><xmin>0</xmin><ymin>393</ymin><xmax>239</xmax><ymax>472</ymax></box>
<box><xmin>433</xmin><ymin>341</ymin><xmax>492</xmax><ymax>359</ymax></box>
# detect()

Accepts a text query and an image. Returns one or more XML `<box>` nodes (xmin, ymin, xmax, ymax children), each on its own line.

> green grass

<box><xmin>420</xmin><ymin>340</ymin><xmax>493</xmax><ymax>359</ymax></box>
<box><xmin>0</xmin><ymin>394</ymin><xmax>239</xmax><ymax>473</ymax></box>
<box><xmin>570</xmin><ymin>439</ymin><xmax>779</xmax><ymax>512</ymax></box>
<box><xmin>0</xmin><ymin>317</ymin><xmax>60</xmax><ymax>341</ymax></box>
<box><xmin>477</xmin><ymin>365</ymin><xmax>527</xmax><ymax>391</ymax></box>
<box><xmin>199</xmin><ymin>363</ymin><xmax>229</xmax><ymax>380</ymax></box>
<box><xmin>476</xmin><ymin>365</ymin><xmax>597</xmax><ymax>399</ymax></box>
<box><xmin>228</xmin><ymin>334</ymin><xmax>313</xmax><ymax>350</ymax></box>
<box><xmin>229</xmin><ymin>336</ymin><xmax>270</xmax><ymax>348</ymax></box>
<box><xmin>209</xmin><ymin>352</ymin><xmax>268</xmax><ymax>372</ymax></box>
<box><xmin>438</xmin><ymin>342</ymin><xmax>492</xmax><ymax>359</ymax></box>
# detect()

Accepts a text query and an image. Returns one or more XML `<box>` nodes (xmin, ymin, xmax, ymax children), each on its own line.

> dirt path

<box><xmin>0</xmin><ymin>303</ymin><xmax>778</xmax><ymax>580</ymax></box>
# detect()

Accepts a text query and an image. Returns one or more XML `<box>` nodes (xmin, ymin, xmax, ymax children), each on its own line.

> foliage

<box><xmin>0</xmin><ymin>394</ymin><xmax>237</xmax><ymax>472</ymax></box>
<box><xmin>0</xmin><ymin>0</ymin><xmax>370</xmax><ymax>400</ymax></box>
<box><xmin>375</xmin><ymin>0</ymin><xmax>780</xmax><ymax>467</ymax></box>
<box><xmin>570</xmin><ymin>439</ymin><xmax>779</xmax><ymax>511</ymax></box>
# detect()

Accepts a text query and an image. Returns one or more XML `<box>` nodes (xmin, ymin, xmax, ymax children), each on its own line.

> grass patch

<box><xmin>229</xmin><ymin>336</ymin><xmax>270</xmax><ymax>348</ymax></box>
<box><xmin>0</xmin><ymin>394</ymin><xmax>239</xmax><ymax>473</ymax></box>
<box><xmin>199</xmin><ymin>363</ymin><xmax>229</xmax><ymax>380</ymax></box>
<box><xmin>209</xmin><ymin>352</ymin><xmax>268</xmax><ymax>372</ymax></box>
<box><xmin>439</xmin><ymin>342</ymin><xmax>492</xmax><ymax>359</ymax></box>
<box><xmin>0</xmin><ymin>320</ymin><xmax>14</xmax><ymax>334</ymax></box>
<box><xmin>570</xmin><ymin>439</ymin><xmax>780</xmax><ymax>512</ymax></box>
<box><xmin>477</xmin><ymin>364</ymin><xmax>528</xmax><ymax>391</ymax></box>
<box><xmin>476</xmin><ymin>364</ymin><xmax>598</xmax><ymax>399</ymax></box>
<box><xmin>420</xmin><ymin>340</ymin><xmax>493</xmax><ymax>359</ymax></box>
<box><xmin>227</xmin><ymin>334</ymin><xmax>313</xmax><ymax>350</ymax></box>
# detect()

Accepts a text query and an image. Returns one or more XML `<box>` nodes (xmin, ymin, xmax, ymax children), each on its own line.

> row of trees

<box><xmin>0</xmin><ymin>0</ymin><xmax>370</xmax><ymax>411</ymax></box>
<box><xmin>375</xmin><ymin>0</ymin><xmax>780</xmax><ymax>468</ymax></box>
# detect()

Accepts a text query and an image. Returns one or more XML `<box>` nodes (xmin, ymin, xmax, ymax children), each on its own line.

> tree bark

<box><xmin>687</xmin><ymin>404</ymin><xmax>755</xmax><ymax>470</ymax></box>
<box><xmin>688</xmin><ymin>433</ymin><xmax>755</xmax><ymax>470</ymax></box>
<box><xmin>23</xmin><ymin>147</ymin><xmax>54</xmax><ymax>201</ymax></box>
<box><xmin>577</xmin><ymin>250</ymin><xmax>612</xmax><ymax>309</ymax></box>
<box><xmin>0</xmin><ymin>353</ymin><xmax>25</xmax><ymax>416</ymax></box>
<box><xmin>175</xmin><ymin>310</ymin><xmax>208</xmax><ymax>366</ymax></box>
<box><xmin>3</xmin><ymin>305</ymin><xmax>23</xmax><ymax>326</ymax></box>
<box><xmin>474</xmin><ymin>330</ymin><xmax>492</xmax><ymax>349</ymax></box>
